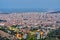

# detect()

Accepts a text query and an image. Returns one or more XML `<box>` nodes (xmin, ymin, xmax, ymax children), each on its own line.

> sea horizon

<box><xmin>0</xmin><ymin>8</ymin><xmax>60</xmax><ymax>13</ymax></box>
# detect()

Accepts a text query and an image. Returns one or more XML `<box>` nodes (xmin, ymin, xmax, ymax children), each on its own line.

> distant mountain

<box><xmin>50</xmin><ymin>11</ymin><xmax>60</xmax><ymax>13</ymax></box>
<box><xmin>48</xmin><ymin>11</ymin><xmax>60</xmax><ymax>14</ymax></box>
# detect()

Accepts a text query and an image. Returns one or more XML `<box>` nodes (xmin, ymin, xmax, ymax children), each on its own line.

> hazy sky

<box><xmin>0</xmin><ymin>0</ymin><xmax>60</xmax><ymax>10</ymax></box>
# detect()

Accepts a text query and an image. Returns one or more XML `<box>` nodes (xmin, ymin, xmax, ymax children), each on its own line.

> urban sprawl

<box><xmin>0</xmin><ymin>12</ymin><xmax>60</xmax><ymax>40</ymax></box>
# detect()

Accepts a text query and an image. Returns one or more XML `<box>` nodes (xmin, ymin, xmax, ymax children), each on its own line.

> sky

<box><xmin>0</xmin><ymin>0</ymin><xmax>60</xmax><ymax>12</ymax></box>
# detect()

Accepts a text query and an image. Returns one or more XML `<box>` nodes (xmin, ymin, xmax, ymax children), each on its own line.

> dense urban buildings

<box><xmin>0</xmin><ymin>12</ymin><xmax>60</xmax><ymax>27</ymax></box>
<box><xmin>0</xmin><ymin>12</ymin><xmax>60</xmax><ymax>40</ymax></box>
